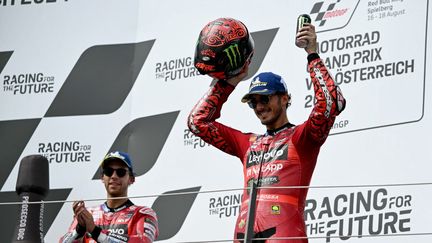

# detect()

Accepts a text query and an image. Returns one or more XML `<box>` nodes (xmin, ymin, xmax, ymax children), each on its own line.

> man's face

<box><xmin>248</xmin><ymin>93</ymin><xmax>287</xmax><ymax>129</ymax></box>
<box><xmin>101</xmin><ymin>160</ymin><xmax>134</xmax><ymax>198</ymax></box>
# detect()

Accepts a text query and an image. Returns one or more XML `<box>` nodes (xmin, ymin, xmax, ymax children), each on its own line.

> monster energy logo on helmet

<box><xmin>223</xmin><ymin>44</ymin><xmax>242</xmax><ymax>69</ymax></box>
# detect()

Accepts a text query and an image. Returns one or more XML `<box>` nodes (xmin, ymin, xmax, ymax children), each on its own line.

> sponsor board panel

<box><xmin>177</xmin><ymin>185</ymin><xmax>432</xmax><ymax>242</ymax></box>
<box><xmin>305</xmin><ymin>185</ymin><xmax>432</xmax><ymax>242</ymax></box>
<box><xmin>310</xmin><ymin>0</ymin><xmax>426</xmax><ymax>134</ymax></box>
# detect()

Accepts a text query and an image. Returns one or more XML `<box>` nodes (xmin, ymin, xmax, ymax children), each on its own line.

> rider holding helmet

<box><xmin>189</xmin><ymin>17</ymin><xmax>346</xmax><ymax>242</ymax></box>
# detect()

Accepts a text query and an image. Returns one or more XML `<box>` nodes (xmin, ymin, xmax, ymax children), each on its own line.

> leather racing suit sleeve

<box><xmin>59</xmin><ymin>218</ymin><xmax>85</xmax><ymax>243</ymax></box>
<box><xmin>292</xmin><ymin>53</ymin><xmax>346</xmax><ymax>147</ymax></box>
<box><xmin>188</xmin><ymin>80</ymin><xmax>252</xmax><ymax>159</ymax></box>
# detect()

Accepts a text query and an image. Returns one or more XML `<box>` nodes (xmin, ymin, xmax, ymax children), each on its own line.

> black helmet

<box><xmin>194</xmin><ymin>18</ymin><xmax>254</xmax><ymax>80</ymax></box>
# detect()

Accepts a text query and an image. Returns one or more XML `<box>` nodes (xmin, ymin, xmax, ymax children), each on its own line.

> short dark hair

<box><xmin>275</xmin><ymin>92</ymin><xmax>291</xmax><ymax>109</ymax></box>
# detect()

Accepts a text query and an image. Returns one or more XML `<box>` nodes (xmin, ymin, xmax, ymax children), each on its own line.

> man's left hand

<box><xmin>296</xmin><ymin>23</ymin><xmax>318</xmax><ymax>54</ymax></box>
<box><xmin>75</xmin><ymin>204</ymin><xmax>96</xmax><ymax>232</ymax></box>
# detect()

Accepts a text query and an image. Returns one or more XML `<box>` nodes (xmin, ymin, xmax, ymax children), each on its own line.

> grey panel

<box><xmin>45</xmin><ymin>40</ymin><xmax>155</xmax><ymax>117</ymax></box>
<box><xmin>0</xmin><ymin>51</ymin><xmax>13</xmax><ymax>74</ymax></box>
<box><xmin>310</xmin><ymin>2</ymin><xmax>324</xmax><ymax>14</ymax></box>
<box><xmin>152</xmin><ymin>187</ymin><xmax>201</xmax><ymax>241</ymax></box>
<box><xmin>93</xmin><ymin>111</ymin><xmax>179</xmax><ymax>179</ymax></box>
<box><xmin>0</xmin><ymin>119</ymin><xmax>41</xmax><ymax>187</ymax></box>
<box><xmin>245</xmin><ymin>28</ymin><xmax>279</xmax><ymax>80</ymax></box>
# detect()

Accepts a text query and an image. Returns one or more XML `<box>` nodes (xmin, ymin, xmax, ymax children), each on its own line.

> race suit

<box><xmin>188</xmin><ymin>53</ymin><xmax>346</xmax><ymax>242</ymax></box>
<box><xmin>60</xmin><ymin>200</ymin><xmax>158</xmax><ymax>243</ymax></box>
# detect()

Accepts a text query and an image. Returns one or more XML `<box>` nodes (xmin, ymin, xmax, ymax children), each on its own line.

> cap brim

<box><xmin>101</xmin><ymin>157</ymin><xmax>130</xmax><ymax>169</ymax></box>
<box><xmin>101</xmin><ymin>158</ymin><xmax>135</xmax><ymax>176</ymax></box>
<box><xmin>241</xmin><ymin>90</ymin><xmax>276</xmax><ymax>103</ymax></box>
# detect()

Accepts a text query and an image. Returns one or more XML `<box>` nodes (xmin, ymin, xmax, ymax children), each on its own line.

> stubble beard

<box><xmin>259</xmin><ymin>99</ymin><xmax>285</xmax><ymax>127</ymax></box>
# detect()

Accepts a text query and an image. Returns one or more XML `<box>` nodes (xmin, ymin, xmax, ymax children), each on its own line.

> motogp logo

<box><xmin>309</xmin><ymin>0</ymin><xmax>360</xmax><ymax>32</ymax></box>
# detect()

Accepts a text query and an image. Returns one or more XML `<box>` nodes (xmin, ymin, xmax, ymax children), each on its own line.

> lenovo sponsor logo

<box><xmin>106</xmin><ymin>226</ymin><xmax>128</xmax><ymax>241</ymax></box>
<box><xmin>247</xmin><ymin>146</ymin><xmax>287</xmax><ymax>167</ymax></box>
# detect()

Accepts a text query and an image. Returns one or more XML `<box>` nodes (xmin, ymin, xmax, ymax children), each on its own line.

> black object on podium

<box><xmin>12</xmin><ymin>155</ymin><xmax>49</xmax><ymax>243</ymax></box>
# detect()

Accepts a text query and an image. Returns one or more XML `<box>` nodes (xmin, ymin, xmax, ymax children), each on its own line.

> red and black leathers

<box><xmin>60</xmin><ymin>200</ymin><xmax>158</xmax><ymax>243</ymax></box>
<box><xmin>188</xmin><ymin>54</ymin><xmax>346</xmax><ymax>242</ymax></box>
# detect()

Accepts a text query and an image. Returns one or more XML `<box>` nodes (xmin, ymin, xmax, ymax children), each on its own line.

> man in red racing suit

<box><xmin>188</xmin><ymin>23</ymin><xmax>345</xmax><ymax>242</ymax></box>
<box><xmin>60</xmin><ymin>200</ymin><xmax>158</xmax><ymax>243</ymax></box>
<box><xmin>60</xmin><ymin>151</ymin><xmax>158</xmax><ymax>243</ymax></box>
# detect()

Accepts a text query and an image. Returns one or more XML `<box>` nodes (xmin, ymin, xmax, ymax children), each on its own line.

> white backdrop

<box><xmin>0</xmin><ymin>0</ymin><xmax>431</xmax><ymax>242</ymax></box>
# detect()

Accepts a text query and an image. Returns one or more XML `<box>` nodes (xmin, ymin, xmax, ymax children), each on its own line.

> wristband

<box><xmin>90</xmin><ymin>226</ymin><xmax>102</xmax><ymax>240</ymax></box>
<box><xmin>307</xmin><ymin>53</ymin><xmax>320</xmax><ymax>63</ymax></box>
<box><xmin>75</xmin><ymin>223</ymin><xmax>86</xmax><ymax>237</ymax></box>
